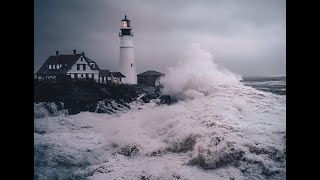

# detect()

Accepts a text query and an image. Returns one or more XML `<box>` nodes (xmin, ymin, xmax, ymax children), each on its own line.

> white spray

<box><xmin>161</xmin><ymin>44</ymin><xmax>242</xmax><ymax>99</ymax></box>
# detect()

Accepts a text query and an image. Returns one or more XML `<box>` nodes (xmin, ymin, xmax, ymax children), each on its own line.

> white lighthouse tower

<box><xmin>119</xmin><ymin>14</ymin><xmax>136</xmax><ymax>84</ymax></box>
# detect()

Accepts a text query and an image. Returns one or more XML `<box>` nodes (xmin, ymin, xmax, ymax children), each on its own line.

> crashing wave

<box><xmin>34</xmin><ymin>44</ymin><xmax>285</xmax><ymax>179</ymax></box>
<box><xmin>34</xmin><ymin>102</ymin><xmax>68</xmax><ymax>119</ymax></box>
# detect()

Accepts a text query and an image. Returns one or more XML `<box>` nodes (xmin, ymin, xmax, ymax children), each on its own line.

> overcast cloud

<box><xmin>35</xmin><ymin>0</ymin><xmax>285</xmax><ymax>76</ymax></box>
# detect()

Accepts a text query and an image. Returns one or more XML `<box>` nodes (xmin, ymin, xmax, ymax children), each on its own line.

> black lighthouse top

<box><xmin>119</xmin><ymin>14</ymin><xmax>133</xmax><ymax>36</ymax></box>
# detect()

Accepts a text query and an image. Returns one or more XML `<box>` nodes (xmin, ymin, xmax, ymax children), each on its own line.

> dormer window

<box><xmin>90</xmin><ymin>63</ymin><xmax>95</xmax><ymax>68</ymax></box>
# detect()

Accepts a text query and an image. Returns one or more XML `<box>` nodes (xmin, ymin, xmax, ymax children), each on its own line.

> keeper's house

<box><xmin>35</xmin><ymin>50</ymin><xmax>126</xmax><ymax>84</ymax></box>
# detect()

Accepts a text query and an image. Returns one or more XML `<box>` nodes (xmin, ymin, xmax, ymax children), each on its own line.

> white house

<box><xmin>99</xmin><ymin>70</ymin><xmax>126</xmax><ymax>84</ymax></box>
<box><xmin>36</xmin><ymin>50</ymin><xmax>100</xmax><ymax>82</ymax></box>
<box><xmin>99</xmin><ymin>70</ymin><xmax>111</xmax><ymax>83</ymax></box>
<box><xmin>110</xmin><ymin>72</ymin><xmax>126</xmax><ymax>84</ymax></box>
<box><xmin>36</xmin><ymin>50</ymin><xmax>126</xmax><ymax>84</ymax></box>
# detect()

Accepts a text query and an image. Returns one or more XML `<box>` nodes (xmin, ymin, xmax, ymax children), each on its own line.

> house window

<box><xmin>77</xmin><ymin>64</ymin><xmax>80</xmax><ymax>70</ymax></box>
<box><xmin>49</xmin><ymin>65</ymin><xmax>52</xmax><ymax>69</ymax></box>
<box><xmin>71</xmin><ymin>74</ymin><xmax>74</xmax><ymax>78</ymax></box>
<box><xmin>102</xmin><ymin>77</ymin><xmax>105</xmax><ymax>82</ymax></box>
<box><xmin>120</xmin><ymin>78</ymin><xmax>122</xmax><ymax>82</ymax></box>
<box><xmin>81</xmin><ymin>74</ymin><xmax>84</xmax><ymax>78</ymax></box>
<box><xmin>108</xmin><ymin>77</ymin><xmax>111</xmax><ymax>81</ymax></box>
<box><xmin>83</xmin><ymin>64</ymin><xmax>86</xmax><ymax>71</ymax></box>
<box><xmin>53</xmin><ymin>65</ymin><xmax>56</xmax><ymax>69</ymax></box>
<box><xmin>92</xmin><ymin>74</ymin><xmax>95</xmax><ymax>79</ymax></box>
<box><xmin>81</xmin><ymin>57</ymin><xmax>83</xmax><ymax>62</ymax></box>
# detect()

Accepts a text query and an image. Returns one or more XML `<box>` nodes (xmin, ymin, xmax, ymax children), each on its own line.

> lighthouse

<box><xmin>119</xmin><ymin>14</ymin><xmax>137</xmax><ymax>84</ymax></box>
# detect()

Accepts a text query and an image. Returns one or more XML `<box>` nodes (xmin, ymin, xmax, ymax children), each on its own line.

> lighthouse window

<box><xmin>122</xmin><ymin>21</ymin><xmax>127</xmax><ymax>28</ymax></box>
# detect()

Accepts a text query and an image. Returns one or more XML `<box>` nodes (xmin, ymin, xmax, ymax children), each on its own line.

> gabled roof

<box><xmin>36</xmin><ymin>54</ymin><xmax>81</xmax><ymax>75</ymax></box>
<box><xmin>110</xmin><ymin>72</ymin><xmax>126</xmax><ymax>77</ymax></box>
<box><xmin>137</xmin><ymin>70</ymin><xmax>165</xmax><ymax>76</ymax></box>
<box><xmin>84</xmin><ymin>56</ymin><xmax>100</xmax><ymax>70</ymax></box>
<box><xmin>99</xmin><ymin>70</ymin><xmax>110</xmax><ymax>76</ymax></box>
<box><xmin>36</xmin><ymin>53</ymin><xmax>100</xmax><ymax>75</ymax></box>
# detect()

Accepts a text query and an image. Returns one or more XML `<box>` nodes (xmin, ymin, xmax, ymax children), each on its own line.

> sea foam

<box><xmin>34</xmin><ymin>44</ymin><xmax>285</xmax><ymax>180</ymax></box>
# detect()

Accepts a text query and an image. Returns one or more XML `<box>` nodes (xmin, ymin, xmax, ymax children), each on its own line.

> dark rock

<box><xmin>34</xmin><ymin>81</ymin><xmax>173</xmax><ymax>115</ymax></box>
<box><xmin>159</xmin><ymin>95</ymin><xmax>172</xmax><ymax>105</ymax></box>
<box><xmin>141</xmin><ymin>96</ymin><xmax>150</xmax><ymax>103</ymax></box>
<box><xmin>145</xmin><ymin>93</ymin><xmax>159</xmax><ymax>99</ymax></box>
<box><xmin>117</xmin><ymin>144</ymin><xmax>141</xmax><ymax>157</ymax></box>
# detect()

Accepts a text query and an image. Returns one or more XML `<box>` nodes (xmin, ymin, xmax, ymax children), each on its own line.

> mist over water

<box><xmin>161</xmin><ymin>44</ymin><xmax>242</xmax><ymax>99</ymax></box>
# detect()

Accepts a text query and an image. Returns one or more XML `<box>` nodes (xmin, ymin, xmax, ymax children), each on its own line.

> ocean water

<box><xmin>242</xmin><ymin>76</ymin><xmax>286</xmax><ymax>96</ymax></box>
<box><xmin>34</xmin><ymin>45</ymin><xmax>286</xmax><ymax>180</ymax></box>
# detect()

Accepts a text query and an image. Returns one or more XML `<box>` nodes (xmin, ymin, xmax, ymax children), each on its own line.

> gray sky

<box><xmin>35</xmin><ymin>0</ymin><xmax>285</xmax><ymax>76</ymax></box>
